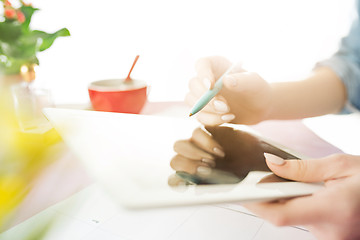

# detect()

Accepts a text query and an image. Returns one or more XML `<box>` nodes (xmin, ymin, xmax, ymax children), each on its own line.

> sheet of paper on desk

<box><xmin>304</xmin><ymin>113</ymin><xmax>360</xmax><ymax>155</ymax></box>
<box><xmin>43</xmin><ymin>108</ymin><xmax>323</xmax><ymax>209</ymax></box>
<box><xmin>0</xmin><ymin>183</ymin><xmax>316</xmax><ymax>240</ymax></box>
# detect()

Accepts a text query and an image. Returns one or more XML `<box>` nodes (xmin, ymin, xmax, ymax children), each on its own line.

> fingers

<box><xmin>170</xmin><ymin>154</ymin><xmax>211</xmax><ymax>175</ymax></box>
<box><xmin>191</xmin><ymin>127</ymin><xmax>225</xmax><ymax>158</ymax></box>
<box><xmin>264</xmin><ymin>153</ymin><xmax>360</xmax><ymax>182</ymax></box>
<box><xmin>188</xmin><ymin>59</ymin><xmax>270</xmax><ymax>126</ymax></box>
<box><xmin>185</xmin><ymin>90</ymin><xmax>219</xmax><ymax>113</ymax></box>
<box><xmin>186</xmin><ymin>75</ymin><xmax>231</xmax><ymax>115</ymax></box>
<box><xmin>167</xmin><ymin>173</ymin><xmax>187</xmax><ymax>187</ymax></box>
<box><xmin>185</xmin><ymin>91</ymin><xmax>235</xmax><ymax>126</ymax></box>
<box><xmin>186</xmin><ymin>92</ymin><xmax>230</xmax><ymax>114</ymax></box>
<box><xmin>245</xmin><ymin>153</ymin><xmax>360</xmax><ymax>228</ymax></box>
<box><xmin>188</xmin><ymin>57</ymin><xmax>244</xmax><ymax>126</ymax></box>
<box><xmin>173</xmin><ymin>139</ymin><xmax>214</xmax><ymax>161</ymax></box>
<box><xmin>196</xmin><ymin>111</ymin><xmax>235</xmax><ymax>126</ymax></box>
<box><xmin>244</xmin><ymin>195</ymin><xmax>327</xmax><ymax>226</ymax></box>
<box><xmin>171</xmin><ymin>127</ymin><xmax>226</xmax><ymax>174</ymax></box>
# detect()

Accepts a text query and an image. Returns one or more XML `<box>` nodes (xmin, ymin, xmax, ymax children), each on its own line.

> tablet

<box><xmin>44</xmin><ymin>108</ymin><xmax>323</xmax><ymax>209</ymax></box>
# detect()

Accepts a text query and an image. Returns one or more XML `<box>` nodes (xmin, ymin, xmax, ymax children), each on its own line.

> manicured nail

<box><xmin>264</xmin><ymin>153</ymin><xmax>285</xmax><ymax>165</ymax></box>
<box><xmin>221</xmin><ymin>114</ymin><xmax>235</xmax><ymax>122</ymax></box>
<box><xmin>203</xmin><ymin>77</ymin><xmax>211</xmax><ymax>89</ymax></box>
<box><xmin>202</xmin><ymin>158</ymin><xmax>216</xmax><ymax>167</ymax></box>
<box><xmin>213</xmin><ymin>100</ymin><xmax>229</xmax><ymax>113</ymax></box>
<box><xmin>213</xmin><ymin>147</ymin><xmax>225</xmax><ymax>157</ymax></box>
<box><xmin>197</xmin><ymin>166</ymin><xmax>212</xmax><ymax>175</ymax></box>
<box><xmin>224</xmin><ymin>75</ymin><xmax>237</xmax><ymax>87</ymax></box>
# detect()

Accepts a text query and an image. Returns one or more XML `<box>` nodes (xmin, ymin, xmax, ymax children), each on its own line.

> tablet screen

<box><xmin>171</xmin><ymin>126</ymin><xmax>299</xmax><ymax>185</ymax></box>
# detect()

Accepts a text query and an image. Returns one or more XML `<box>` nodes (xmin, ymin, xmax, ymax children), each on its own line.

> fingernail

<box><xmin>213</xmin><ymin>147</ymin><xmax>225</xmax><ymax>157</ymax></box>
<box><xmin>203</xmin><ymin>77</ymin><xmax>211</xmax><ymax>89</ymax></box>
<box><xmin>264</xmin><ymin>153</ymin><xmax>285</xmax><ymax>166</ymax></box>
<box><xmin>213</xmin><ymin>100</ymin><xmax>229</xmax><ymax>113</ymax></box>
<box><xmin>202</xmin><ymin>158</ymin><xmax>216</xmax><ymax>167</ymax></box>
<box><xmin>224</xmin><ymin>75</ymin><xmax>237</xmax><ymax>87</ymax></box>
<box><xmin>197</xmin><ymin>166</ymin><xmax>212</xmax><ymax>175</ymax></box>
<box><xmin>221</xmin><ymin>114</ymin><xmax>235</xmax><ymax>122</ymax></box>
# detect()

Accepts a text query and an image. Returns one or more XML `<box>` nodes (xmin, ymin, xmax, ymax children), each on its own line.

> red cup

<box><xmin>88</xmin><ymin>79</ymin><xmax>148</xmax><ymax>114</ymax></box>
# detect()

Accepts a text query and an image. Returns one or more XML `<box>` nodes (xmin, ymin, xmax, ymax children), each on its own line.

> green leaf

<box><xmin>0</xmin><ymin>22</ymin><xmax>22</xmax><ymax>42</ymax></box>
<box><xmin>31</xmin><ymin>28</ymin><xmax>70</xmax><ymax>52</ymax></box>
<box><xmin>20</xmin><ymin>5</ymin><xmax>39</xmax><ymax>32</ymax></box>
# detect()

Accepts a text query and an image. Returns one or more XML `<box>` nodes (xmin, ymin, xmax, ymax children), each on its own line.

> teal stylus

<box><xmin>189</xmin><ymin>64</ymin><xmax>236</xmax><ymax>117</ymax></box>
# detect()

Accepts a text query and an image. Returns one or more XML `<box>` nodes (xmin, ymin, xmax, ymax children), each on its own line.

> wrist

<box><xmin>262</xmin><ymin>83</ymin><xmax>277</xmax><ymax>121</ymax></box>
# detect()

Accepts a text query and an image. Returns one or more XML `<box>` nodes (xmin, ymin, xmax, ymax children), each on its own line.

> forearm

<box><xmin>267</xmin><ymin>67</ymin><xmax>347</xmax><ymax>120</ymax></box>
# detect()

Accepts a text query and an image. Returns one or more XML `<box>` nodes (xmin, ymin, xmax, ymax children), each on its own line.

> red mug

<box><xmin>88</xmin><ymin>79</ymin><xmax>148</xmax><ymax>114</ymax></box>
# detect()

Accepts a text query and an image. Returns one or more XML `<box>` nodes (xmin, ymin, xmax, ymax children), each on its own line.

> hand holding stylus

<box><xmin>189</xmin><ymin>63</ymin><xmax>236</xmax><ymax>117</ymax></box>
<box><xmin>185</xmin><ymin>56</ymin><xmax>273</xmax><ymax>126</ymax></box>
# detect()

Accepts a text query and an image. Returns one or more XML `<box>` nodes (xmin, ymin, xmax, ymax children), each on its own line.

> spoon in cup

<box><xmin>125</xmin><ymin>55</ymin><xmax>140</xmax><ymax>82</ymax></box>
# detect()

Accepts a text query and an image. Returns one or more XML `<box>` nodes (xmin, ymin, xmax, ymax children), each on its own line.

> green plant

<box><xmin>0</xmin><ymin>0</ymin><xmax>70</xmax><ymax>75</ymax></box>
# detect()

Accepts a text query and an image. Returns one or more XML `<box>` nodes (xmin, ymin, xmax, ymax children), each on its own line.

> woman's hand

<box><xmin>170</xmin><ymin>126</ymin><xmax>271</xmax><ymax>182</ymax></box>
<box><xmin>186</xmin><ymin>56</ymin><xmax>273</xmax><ymax>125</ymax></box>
<box><xmin>171</xmin><ymin>127</ymin><xmax>225</xmax><ymax>176</ymax></box>
<box><xmin>244</xmin><ymin>153</ymin><xmax>360</xmax><ymax>240</ymax></box>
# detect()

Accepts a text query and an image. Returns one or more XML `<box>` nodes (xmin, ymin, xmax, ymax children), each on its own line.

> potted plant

<box><xmin>0</xmin><ymin>0</ymin><xmax>70</xmax><ymax>83</ymax></box>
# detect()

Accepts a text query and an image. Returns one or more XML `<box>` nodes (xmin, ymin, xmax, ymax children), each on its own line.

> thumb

<box><xmin>222</xmin><ymin>72</ymin><xmax>266</xmax><ymax>94</ymax></box>
<box><xmin>263</xmin><ymin>153</ymin><xmax>360</xmax><ymax>182</ymax></box>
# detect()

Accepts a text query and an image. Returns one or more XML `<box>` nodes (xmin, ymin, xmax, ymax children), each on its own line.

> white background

<box><xmin>27</xmin><ymin>0</ymin><xmax>355</xmax><ymax>104</ymax></box>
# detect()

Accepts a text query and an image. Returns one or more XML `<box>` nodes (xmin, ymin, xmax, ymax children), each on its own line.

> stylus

<box><xmin>189</xmin><ymin>63</ymin><xmax>237</xmax><ymax>117</ymax></box>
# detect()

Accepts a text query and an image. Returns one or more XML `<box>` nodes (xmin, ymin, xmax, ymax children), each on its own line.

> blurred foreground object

<box><xmin>0</xmin><ymin>86</ymin><xmax>61</xmax><ymax>235</ymax></box>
